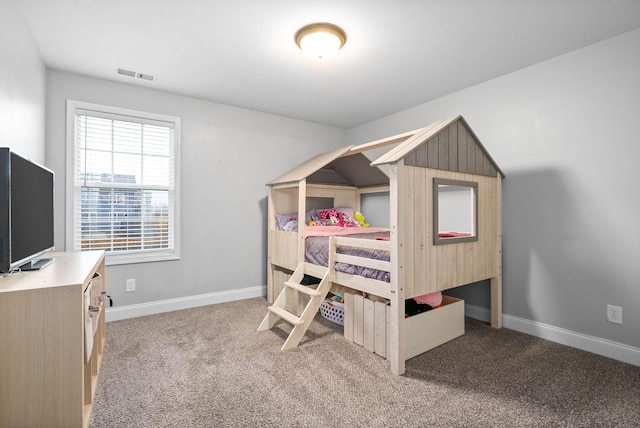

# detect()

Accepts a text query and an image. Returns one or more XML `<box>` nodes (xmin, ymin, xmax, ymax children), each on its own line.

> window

<box><xmin>433</xmin><ymin>178</ymin><xmax>478</xmax><ymax>245</ymax></box>
<box><xmin>66</xmin><ymin>100</ymin><xmax>180</xmax><ymax>265</ymax></box>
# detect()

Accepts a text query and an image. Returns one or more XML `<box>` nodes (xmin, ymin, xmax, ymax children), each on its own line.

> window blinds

<box><xmin>73</xmin><ymin>109</ymin><xmax>175</xmax><ymax>255</ymax></box>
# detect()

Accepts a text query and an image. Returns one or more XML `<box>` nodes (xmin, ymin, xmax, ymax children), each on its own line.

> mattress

<box><xmin>304</xmin><ymin>227</ymin><xmax>390</xmax><ymax>282</ymax></box>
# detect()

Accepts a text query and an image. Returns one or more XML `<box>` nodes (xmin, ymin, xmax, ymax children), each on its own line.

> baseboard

<box><xmin>463</xmin><ymin>303</ymin><xmax>492</xmax><ymax>323</ymax></box>
<box><xmin>464</xmin><ymin>303</ymin><xmax>640</xmax><ymax>367</ymax></box>
<box><xmin>105</xmin><ymin>285</ymin><xmax>266</xmax><ymax>322</ymax></box>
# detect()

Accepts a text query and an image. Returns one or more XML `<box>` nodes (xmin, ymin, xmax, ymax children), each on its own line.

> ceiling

<box><xmin>17</xmin><ymin>0</ymin><xmax>640</xmax><ymax>129</ymax></box>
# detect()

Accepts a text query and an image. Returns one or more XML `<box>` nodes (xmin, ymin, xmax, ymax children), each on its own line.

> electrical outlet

<box><xmin>125</xmin><ymin>278</ymin><xmax>136</xmax><ymax>293</ymax></box>
<box><xmin>607</xmin><ymin>304</ymin><xmax>622</xmax><ymax>324</ymax></box>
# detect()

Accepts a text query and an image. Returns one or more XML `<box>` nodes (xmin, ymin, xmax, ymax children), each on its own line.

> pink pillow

<box><xmin>414</xmin><ymin>291</ymin><xmax>443</xmax><ymax>308</ymax></box>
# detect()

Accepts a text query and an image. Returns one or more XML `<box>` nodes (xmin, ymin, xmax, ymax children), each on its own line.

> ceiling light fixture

<box><xmin>295</xmin><ymin>22</ymin><xmax>347</xmax><ymax>61</ymax></box>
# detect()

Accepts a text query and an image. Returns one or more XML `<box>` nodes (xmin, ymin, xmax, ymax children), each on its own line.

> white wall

<box><xmin>0</xmin><ymin>0</ymin><xmax>46</xmax><ymax>161</ymax></box>
<box><xmin>46</xmin><ymin>70</ymin><xmax>346</xmax><ymax>311</ymax></box>
<box><xmin>348</xmin><ymin>29</ymin><xmax>640</xmax><ymax>351</ymax></box>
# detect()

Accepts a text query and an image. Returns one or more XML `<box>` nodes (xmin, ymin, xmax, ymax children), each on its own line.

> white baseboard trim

<box><xmin>464</xmin><ymin>303</ymin><xmax>640</xmax><ymax>367</ymax></box>
<box><xmin>105</xmin><ymin>286</ymin><xmax>266</xmax><ymax>322</ymax></box>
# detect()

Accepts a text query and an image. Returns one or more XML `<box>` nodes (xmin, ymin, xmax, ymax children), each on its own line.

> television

<box><xmin>0</xmin><ymin>148</ymin><xmax>55</xmax><ymax>273</ymax></box>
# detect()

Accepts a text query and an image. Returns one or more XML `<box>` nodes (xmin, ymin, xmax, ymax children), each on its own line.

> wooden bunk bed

<box><xmin>258</xmin><ymin>116</ymin><xmax>504</xmax><ymax>375</ymax></box>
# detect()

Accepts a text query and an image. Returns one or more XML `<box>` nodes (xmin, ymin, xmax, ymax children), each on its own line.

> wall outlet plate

<box><xmin>606</xmin><ymin>304</ymin><xmax>622</xmax><ymax>324</ymax></box>
<box><xmin>125</xmin><ymin>278</ymin><xmax>136</xmax><ymax>293</ymax></box>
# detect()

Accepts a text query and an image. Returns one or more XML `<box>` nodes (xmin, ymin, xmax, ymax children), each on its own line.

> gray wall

<box><xmin>348</xmin><ymin>29</ymin><xmax>640</xmax><ymax>349</ymax></box>
<box><xmin>46</xmin><ymin>70</ymin><xmax>346</xmax><ymax>307</ymax></box>
<box><xmin>0</xmin><ymin>1</ymin><xmax>46</xmax><ymax>161</ymax></box>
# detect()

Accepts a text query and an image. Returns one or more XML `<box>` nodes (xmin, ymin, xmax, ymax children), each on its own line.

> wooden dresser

<box><xmin>0</xmin><ymin>251</ymin><xmax>106</xmax><ymax>428</ymax></box>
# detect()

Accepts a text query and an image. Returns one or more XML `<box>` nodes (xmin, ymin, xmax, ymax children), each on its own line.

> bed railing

<box><xmin>328</xmin><ymin>235</ymin><xmax>393</xmax><ymax>300</ymax></box>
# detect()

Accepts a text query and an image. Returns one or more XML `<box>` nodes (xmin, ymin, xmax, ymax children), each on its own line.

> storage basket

<box><xmin>320</xmin><ymin>299</ymin><xmax>344</xmax><ymax>326</ymax></box>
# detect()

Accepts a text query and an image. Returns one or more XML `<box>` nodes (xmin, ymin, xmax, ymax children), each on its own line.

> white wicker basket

<box><xmin>320</xmin><ymin>299</ymin><xmax>344</xmax><ymax>326</ymax></box>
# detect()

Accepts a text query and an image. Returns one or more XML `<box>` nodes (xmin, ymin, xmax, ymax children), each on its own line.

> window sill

<box><xmin>105</xmin><ymin>251</ymin><xmax>180</xmax><ymax>266</ymax></box>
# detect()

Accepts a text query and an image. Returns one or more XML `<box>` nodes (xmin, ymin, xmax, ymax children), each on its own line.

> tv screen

<box><xmin>0</xmin><ymin>148</ymin><xmax>55</xmax><ymax>273</ymax></box>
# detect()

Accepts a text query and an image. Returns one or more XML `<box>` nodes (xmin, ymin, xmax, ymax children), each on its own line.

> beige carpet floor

<box><xmin>90</xmin><ymin>297</ymin><xmax>640</xmax><ymax>427</ymax></box>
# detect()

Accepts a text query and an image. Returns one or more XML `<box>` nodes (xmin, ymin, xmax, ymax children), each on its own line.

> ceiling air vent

<box><xmin>117</xmin><ymin>68</ymin><xmax>154</xmax><ymax>81</ymax></box>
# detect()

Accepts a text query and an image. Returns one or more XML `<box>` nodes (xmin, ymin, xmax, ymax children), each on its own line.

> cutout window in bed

<box><xmin>433</xmin><ymin>178</ymin><xmax>478</xmax><ymax>245</ymax></box>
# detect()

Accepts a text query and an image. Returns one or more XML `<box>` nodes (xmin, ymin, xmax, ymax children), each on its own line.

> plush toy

<box><xmin>282</xmin><ymin>219</ymin><xmax>298</xmax><ymax>232</ymax></box>
<box><xmin>338</xmin><ymin>212</ymin><xmax>360</xmax><ymax>227</ymax></box>
<box><xmin>327</xmin><ymin>209</ymin><xmax>339</xmax><ymax>226</ymax></box>
<box><xmin>414</xmin><ymin>291</ymin><xmax>443</xmax><ymax>308</ymax></box>
<box><xmin>354</xmin><ymin>211</ymin><xmax>369</xmax><ymax>227</ymax></box>
<box><xmin>319</xmin><ymin>209</ymin><xmax>339</xmax><ymax>226</ymax></box>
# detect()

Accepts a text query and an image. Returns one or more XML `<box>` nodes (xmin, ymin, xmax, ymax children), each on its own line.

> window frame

<box><xmin>66</xmin><ymin>100</ymin><xmax>181</xmax><ymax>265</ymax></box>
<box><xmin>432</xmin><ymin>178</ymin><xmax>478</xmax><ymax>245</ymax></box>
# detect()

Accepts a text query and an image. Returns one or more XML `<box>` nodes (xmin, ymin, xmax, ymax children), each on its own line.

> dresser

<box><xmin>0</xmin><ymin>251</ymin><xmax>106</xmax><ymax>428</ymax></box>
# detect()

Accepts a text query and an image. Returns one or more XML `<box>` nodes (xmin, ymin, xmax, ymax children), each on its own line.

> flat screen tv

<box><xmin>0</xmin><ymin>148</ymin><xmax>55</xmax><ymax>273</ymax></box>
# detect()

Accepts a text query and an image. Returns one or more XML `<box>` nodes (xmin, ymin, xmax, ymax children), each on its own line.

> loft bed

<box><xmin>259</xmin><ymin>116</ymin><xmax>504</xmax><ymax>376</ymax></box>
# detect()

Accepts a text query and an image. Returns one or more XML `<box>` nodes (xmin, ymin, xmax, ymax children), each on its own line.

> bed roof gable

<box><xmin>311</xmin><ymin>153</ymin><xmax>390</xmax><ymax>187</ymax></box>
<box><xmin>267</xmin><ymin>115</ymin><xmax>503</xmax><ymax>188</ymax></box>
<box><xmin>267</xmin><ymin>144</ymin><xmax>390</xmax><ymax>187</ymax></box>
<box><xmin>371</xmin><ymin>115</ymin><xmax>504</xmax><ymax>178</ymax></box>
<box><xmin>267</xmin><ymin>146</ymin><xmax>354</xmax><ymax>186</ymax></box>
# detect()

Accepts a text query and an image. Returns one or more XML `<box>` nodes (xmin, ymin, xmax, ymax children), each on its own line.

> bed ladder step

<box><xmin>258</xmin><ymin>262</ymin><xmax>331</xmax><ymax>351</ymax></box>
<box><xmin>284</xmin><ymin>281</ymin><xmax>321</xmax><ymax>296</ymax></box>
<box><xmin>267</xmin><ymin>306</ymin><xmax>304</xmax><ymax>325</ymax></box>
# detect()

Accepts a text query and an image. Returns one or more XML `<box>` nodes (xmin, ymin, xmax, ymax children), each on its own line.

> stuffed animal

<box><xmin>282</xmin><ymin>219</ymin><xmax>298</xmax><ymax>232</ymax></box>
<box><xmin>327</xmin><ymin>209</ymin><xmax>339</xmax><ymax>226</ymax></box>
<box><xmin>319</xmin><ymin>209</ymin><xmax>339</xmax><ymax>226</ymax></box>
<box><xmin>354</xmin><ymin>211</ymin><xmax>369</xmax><ymax>227</ymax></box>
<box><xmin>308</xmin><ymin>215</ymin><xmax>319</xmax><ymax>227</ymax></box>
<box><xmin>340</xmin><ymin>212</ymin><xmax>357</xmax><ymax>227</ymax></box>
<box><xmin>414</xmin><ymin>291</ymin><xmax>443</xmax><ymax>308</ymax></box>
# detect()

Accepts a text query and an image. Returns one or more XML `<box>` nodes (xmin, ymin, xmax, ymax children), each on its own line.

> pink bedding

<box><xmin>304</xmin><ymin>226</ymin><xmax>389</xmax><ymax>237</ymax></box>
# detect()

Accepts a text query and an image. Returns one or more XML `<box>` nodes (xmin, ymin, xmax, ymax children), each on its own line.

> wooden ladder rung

<box><xmin>285</xmin><ymin>281</ymin><xmax>321</xmax><ymax>296</ymax></box>
<box><xmin>304</xmin><ymin>263</ymin><xmax>328</xmax><ymax>279</ymax></box>
<box><xmin>267</xmin><ymin>306</ymin><xmax>304</xmax><ymax>326</ymax></box>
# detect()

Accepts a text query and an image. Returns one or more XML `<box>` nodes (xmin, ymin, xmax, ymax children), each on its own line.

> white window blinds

<box><xmin>68</xmin><ymin>102</ymin><xmax>180</xmax><ymax>263</ymax></box>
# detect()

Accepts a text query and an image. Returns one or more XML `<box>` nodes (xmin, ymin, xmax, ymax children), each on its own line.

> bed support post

<box><xmin>388</xmin><ymin>160</ymin><xmax>405</xmax><ymax>376</ymax></box>
<box><xmin>491</xmin><ymin>276</ymin><xmax>502</xmax><ymax>328</ymax></box>
<box><xmin>491</xmin><ymin>174</ymin><xmax>503</xmax><ymax>329</ymax></box>
<box><xmin>267</xmin><ymin>186</ymin><xmax>276</xmax><ymax>303</ymax></box>
<box><xmin>297</xmin><ymin>179</ymin><xmax>307</xmax><ymax>265</ymax></box>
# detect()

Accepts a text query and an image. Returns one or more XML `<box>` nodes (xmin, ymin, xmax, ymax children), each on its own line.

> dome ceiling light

<box><xmin>295</xmin><ymin>22</ymin><xmax>347</xmax><ymax>61</ymax></box>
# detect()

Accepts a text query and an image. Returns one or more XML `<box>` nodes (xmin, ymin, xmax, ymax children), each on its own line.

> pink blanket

<box><xmin>304</xmin><ymin>226</ymin><xmax>389</xmax><ymax>238</ymax></box>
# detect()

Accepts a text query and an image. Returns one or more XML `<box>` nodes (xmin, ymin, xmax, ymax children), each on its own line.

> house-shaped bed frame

<box><xmin>259</xmin><ymin>115</ymin><xmax>504</xmax><ymax>375</ymax></box>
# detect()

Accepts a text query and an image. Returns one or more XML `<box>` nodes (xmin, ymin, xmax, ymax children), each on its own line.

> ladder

<box><xmin>258</xmin><ymin>263</ymin><xmax>332</xmax><ymax>350</ymax></box>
